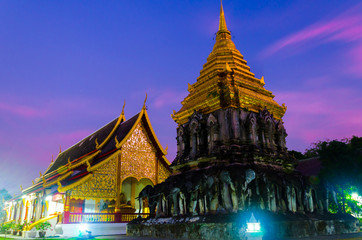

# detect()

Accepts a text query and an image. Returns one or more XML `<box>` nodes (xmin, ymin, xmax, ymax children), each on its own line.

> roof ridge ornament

<box><xmin>143</xmin><ymin>93</ymin><xmax>148</xmax><ymax>110</ymax></box>
<box><xmin>120</xmin><ymin>100</ymin><xmax>126</xmax><ymax>122</ymax></box>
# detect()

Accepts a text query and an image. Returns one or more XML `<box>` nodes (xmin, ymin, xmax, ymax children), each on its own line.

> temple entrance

<box><xmin>121</xmin><ymin>177</ymin><xmax>154</xmax><ymax>213</ymax></box>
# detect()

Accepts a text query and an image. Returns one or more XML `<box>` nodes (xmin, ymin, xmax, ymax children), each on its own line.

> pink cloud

<box><xmin>0</xmin><ymin>102</ymin><xmax>48</xmax><ymax>118</ymax></box>
<box><xmin>261</xmin><ymin>3</ymin><xmax>362</xmax><ymax>77</ymax></box>
<box><xmin>151</xmin><ymin>89</ymin><xmax>187</xmax><ymax>109</ymax></box>
<box><xmin>348</xmin><ymin>43</ymin><xmax>362</xmax><ymax>77</ymax></box>
<box><xmin>275</xmin><ymin>88</ymin><xmax>362</xmax><ymax>151</ymax></box>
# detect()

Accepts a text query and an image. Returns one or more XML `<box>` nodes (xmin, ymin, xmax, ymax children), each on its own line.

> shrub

<box><xmin>35</xmin><ymin>221</ymin><xmax>51</xmax><ymax>231</ymax></box>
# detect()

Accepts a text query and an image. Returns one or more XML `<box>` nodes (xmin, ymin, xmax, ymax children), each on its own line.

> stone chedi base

<box><xmin>128</xmin><ymin>163</ymin><xmax>359</xmax><ymax>239</ymax></box>
<box><xmin>128</xmin><ymin>212</ymin><xmax>358</xmax><ymax>240</ymax></box>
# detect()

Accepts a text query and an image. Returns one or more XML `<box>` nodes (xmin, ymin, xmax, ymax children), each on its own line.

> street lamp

<box><xmin>246</xmin><ymin>213</ymin><xmax>263</xmax><ymax>240</ymax></box>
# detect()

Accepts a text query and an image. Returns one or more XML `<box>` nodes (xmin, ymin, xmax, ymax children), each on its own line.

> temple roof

<box><xmin>23</xmin><ymin>104</ymin><xmax>169</xmax><ymax>195</ymax></box>
<box><xmin>44</xmin><ymin>114</ymin><xmax>138</xmax><ymax>174</ymax></box>
<box><xmin>171</xmin><ymin>2</ymin><xmax>286</xmax><ymax>125</ymax></box>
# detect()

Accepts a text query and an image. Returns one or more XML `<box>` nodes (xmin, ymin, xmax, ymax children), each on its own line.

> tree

<box><xmin>288</xmin><ymin>150</ymin><xmax>304</xmax><ymax>160</ymax></box>
<box><xmin>0</xmin><ymin>189</ymin><xmax>12</xmax><ymax>223</ymax></box>
<box><xmin>304</xmin><ymin>136</ymin><xmax>362</xmax><ymax>215</ymax></box>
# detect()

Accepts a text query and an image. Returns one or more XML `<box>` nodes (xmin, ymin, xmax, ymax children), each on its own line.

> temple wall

<box><xmin>70</xmin><ymin>156</ymin><xmax>118</xmax><ymax>200</ymax></box>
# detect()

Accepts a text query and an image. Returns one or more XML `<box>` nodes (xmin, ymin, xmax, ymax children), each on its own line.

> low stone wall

<box><xmin>127</xmin><ymin>213</ymin><xmax>359</xmax><ymax>240</ymax></box>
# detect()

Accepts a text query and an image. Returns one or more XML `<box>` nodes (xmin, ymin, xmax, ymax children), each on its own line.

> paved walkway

<box><xmin>2</xmin><ymin>233</ymin><xmax>362</xmax><ymax>239</ymax></box>
<box><xmin>285</xmin><ymin>232</ymin><xmax>362</xmax><ymax>240</ymax></box>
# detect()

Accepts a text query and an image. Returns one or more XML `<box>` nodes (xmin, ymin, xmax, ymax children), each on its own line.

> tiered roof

<box><xmin>172</xmin><ymin>1</ymin><xmax>286</xmax><ymax>125</ymax></box>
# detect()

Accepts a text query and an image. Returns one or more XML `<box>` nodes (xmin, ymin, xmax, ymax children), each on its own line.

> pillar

<box><xmin>115</xmin><ymin>154</ymin><xmax>122</xmax><ymax>213</ymax></box>
<box><xmin>63</xmin><ymin>193</ymin><xmax>70</xmax><ymax>224</ymax></box>
<box><xmin>114</xmin><ymin>153</ymin><xmax>122</xmax><ymax>222</ymax></box>
<box><xmin>131</xmin><ymin>178</ymin><xmax>136</xmax><ymax>207</ymax></box>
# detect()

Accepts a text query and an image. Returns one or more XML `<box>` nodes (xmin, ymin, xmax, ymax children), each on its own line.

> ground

<box><xmin>1</xmin><ymin>233</ymin><xmax>362</xmax><ymax>240</ymax></box>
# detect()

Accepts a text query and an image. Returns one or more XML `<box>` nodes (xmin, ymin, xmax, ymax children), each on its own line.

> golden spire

<box><xmin>171</xmin><ymin>1</ymin><xmax>287</xmax><ymax>125</ymax></box>
<box><xmin>219</xmin><ymin>0</ymin><xmax>228</xmax><ymax>32</ymax></box>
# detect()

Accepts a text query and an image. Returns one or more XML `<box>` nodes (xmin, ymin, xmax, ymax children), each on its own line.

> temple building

<box><xmin>4</xmin><ymin>101</ymin><xmax>171</xmax><ymax>237</ymax></box>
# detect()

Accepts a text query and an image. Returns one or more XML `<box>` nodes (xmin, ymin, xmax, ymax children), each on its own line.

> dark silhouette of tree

<box><xmin>304</xmin><ymin>136</ymin><xmax>362</xmax><ymax>214</ymax></box>
<box><xmin>288</xmin><ymin>150</ymin><xmax>304</xmax><ymax>160</ymax></box>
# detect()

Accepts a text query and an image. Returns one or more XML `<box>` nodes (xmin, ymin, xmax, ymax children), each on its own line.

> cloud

<box><xmin>275</xmin><ymin>87</ymin><xmax>362</xmax><ymax>151</ymax></box>
<box><xmin>151</xmin><ymin>89</ymin><xmax>188</xmax><ymax>109</ymax></box>
<box><xmin>0</xmin><ymin>102</ymin><xmax>48</xmax><ymax>118</ymax></box>
<box><xmin>261</xmin><ymin>3</ymin><xmax>362</xmax><ymax>77</ymax></box>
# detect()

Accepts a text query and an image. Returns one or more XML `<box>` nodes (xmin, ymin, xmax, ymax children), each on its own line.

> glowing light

<box><xmin>79</xmin><ymin>223</ymin><xmax>88</xmax><ymax>232</ymax></box>
<box><xmin>22</xmin><ymin>195</ymin><xmax>27</xmax><ymax>199</ymax></box>
<box><xmin>246</xmin><ymin>213</ymin><xmax>262</xmax><ymax>233</ymax></box>
<box><xmin>352</xmin><ymin>193</ymin><xmax>359</xmax><ymax>200</ymax></box>
<box><xmin>45</xmin><ymin>195</ymin><xmax>52</xmax><ymax>201</ymax></box>
<box><xmin>247</xmin><ymin>222</ymin><xmax>261</xmax><ymax>232</ymax></box>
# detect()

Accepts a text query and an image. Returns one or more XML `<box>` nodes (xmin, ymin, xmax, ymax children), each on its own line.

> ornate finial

<box><xmin>143</xmin><ymin>93</ymin><xmax>148</xmax><ymax>109</ymax></box>
<box><xmin>219</xmin><ymin>0</ymin><xmax>228</xmax><ymax>32</ymax></box>
<box><xmin>224</xmin><ymin>62</ymin><xmax>232</xmax><ymax>72</ymax></box>
<box><xmin>121</xmin><ymin>100</ymin><xmax>126</xmax><ymax>116</ymax></box>
<box><xmin>171</xmin><ymin>110</ymin><xmax>177</xmax><ymax>119</ymax></box>
<box><xmin>68</xmin><ymin>158</ymin><xmax>71</xmax><ymax>165</ymax></box>
<box><xmin>261</xmin><ymin>76</ymin><xmax>265</xmax><ymax>85</ymax></box>
<box><xmin>32</xmin><ymin>180</ymin><xmax>35</xmax><ymax>185</ymax></box>
<box><xmin>282</xmin><ymin>103</ymin><xmax>287</xmax><ymax>111</ymax></box>
<box><xmin>188</xmin><ymin>83</ymin><xmax>194</xmax><ymax>93</ymax></box>
<box><xmin>165</xmin><ymin>144</ymin><xmax>169</xmax><ymax>152</ymax></box>
<box><xmin>115</xmin><ymin>136</ymin><xmax>120</xmax><ymax>147</ymax></box>
<box><xmin>59</xmin><ymin>145</ymin><xmax>62</xmax><ymax>154</ymax></box>
<box><xmin>20</xmin><ymin>185</ymin><xmax>23</xmax><ymax>191</ymax></box>
<box><xmin>95</xmin><ymin>138</ymin><xmax>99</xmax><ymax>149</ymax></box>
<box><xmin>51</xmin><ymin>155</ymin><xmax>54</xmax><ymax>163</ymax></box>
<box><xmin>39</xmin><ymin>171</ymin><xmax>42</xmax><ymax>177</ymax></box>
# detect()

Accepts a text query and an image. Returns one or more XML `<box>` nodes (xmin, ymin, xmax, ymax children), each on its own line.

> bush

<box><xmin>35</xmin><ymin>221</ymin><xmax>51</xmax><ymax>231</ymax></box>
<box><xmin>0</xmin><ymin>222</ymin><xmax>13</xmax><ymax>233</ymax></box>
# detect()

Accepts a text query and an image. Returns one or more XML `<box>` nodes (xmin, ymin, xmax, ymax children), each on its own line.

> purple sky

<box><xmin>0</xmin><ymin>0</ymin><xmax>361</xmax><ymax>195</ymax></box>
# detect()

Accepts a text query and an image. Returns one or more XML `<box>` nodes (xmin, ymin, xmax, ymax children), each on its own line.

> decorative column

<box><xmin>63</xmin><ymin>192</ymin><xmax>70</xmax><ymax>224</ymax></box>
<box><xmin>155</xmin><ymin>158</ymin><xmax>159</xmax><ymax>185</ymax></box>
<box><xmin>115</xmin><ymin>153</ymin><xmax>122</xmax><ymax>222</ymax></box>
<box><xmin>131</xmin><ymin>178</ymin><xmax>136</xmax><ymax>207</ymax></box>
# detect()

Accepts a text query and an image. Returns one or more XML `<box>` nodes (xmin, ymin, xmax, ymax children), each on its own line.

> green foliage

<box><xmin>0</xmin><ymin>222</ymin><xmax>13</xmax><ymax>233</ymax></box>
<box><xmin>305</xmin><ymin>136</ymin><xmax>362</xmax><ymax>216</ymax></box>
<box><xmin>14</xmin><ymin>221</ymin><xmax>27</xmax><ymax>231</ymax></box>
<box><xmin>35</xmin><ymin>221</ymin><xmax>51</xmax><ymax>231</ymax></box>
<box><xmin>328</xmin><ymin>186</ymin><xmax>362</xmax><ymax>217</ymax></box>
<box><xmin>0</xmin><ymin>189</ymin><xmax>12</xmax><ymax>223</ymax></box>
